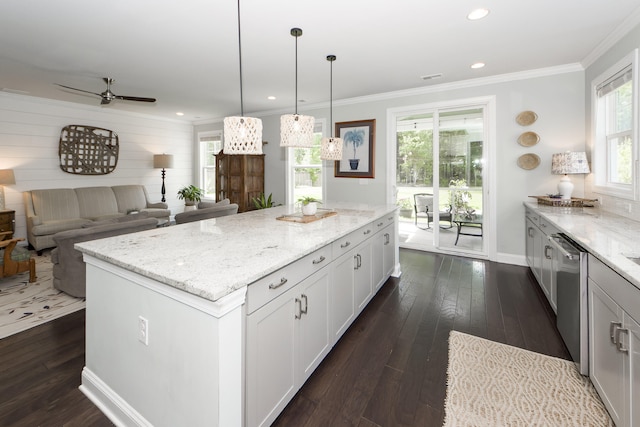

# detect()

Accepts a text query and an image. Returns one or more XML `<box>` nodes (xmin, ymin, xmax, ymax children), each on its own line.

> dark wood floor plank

<box><xmin>0</xmin><ymin>249</ymin><xmax>570</xmax><ymax>426</ymax></box>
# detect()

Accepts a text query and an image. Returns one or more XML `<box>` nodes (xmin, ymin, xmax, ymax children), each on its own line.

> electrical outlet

<box><xmin>138</xmin><ymin>316</ymin><xmax>149</xmax><ymax>345</ymax></box>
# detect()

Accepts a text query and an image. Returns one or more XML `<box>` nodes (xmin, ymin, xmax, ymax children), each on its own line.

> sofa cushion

<box><xmin>31</xmin><ymin>218</ymin><xmax>93</xmax><ymax>236</ymax></box>
<box><xmin>82</xmin><ymin>211</ymin><xmax>150</xmax><ymax>228</ymax></box>
<box><xmin>31</xmin><ymin>189</ymin><xmax>81</xmax><ymax>222</ymax></box>
<box><xmin>111</xmin><ymin>185</ymin><xmax>149</xmax><ymax>213</ymax></box>
<box><xmin>198</xmin><ymin>199</ymin><xmax>230</xmax><ymax>209</ymax></box>
<box><xmin>75</xmin><ymin>187</ymin><xmax>120</xmax><ymax>220</ymax></box>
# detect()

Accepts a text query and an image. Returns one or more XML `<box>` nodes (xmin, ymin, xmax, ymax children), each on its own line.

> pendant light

<box><xmin>280</xmin><ymin>28</ymin><xmax>315</xmax><ymax>148</ymax></box>
<box><xmin>224</xmin><ymin>0</ymin><xmax>263</xmax><ymax>155</ymax></box>
<box><xmin>320</xmin><ymin>55</ymin><xmax>343</xmax><ymax>160</ymax></box>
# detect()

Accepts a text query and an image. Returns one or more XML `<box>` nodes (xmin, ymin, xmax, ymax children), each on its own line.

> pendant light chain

<box><xmin>236</xmin><ymin>0</ymin><xmax>244</xmax><ymax>116</ymax></box>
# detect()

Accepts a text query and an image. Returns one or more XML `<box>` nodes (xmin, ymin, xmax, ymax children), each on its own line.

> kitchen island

<box><xmin>75</xmin><ymin>203</ymin><xmax>399</xmax><ymax>427</ymax></box>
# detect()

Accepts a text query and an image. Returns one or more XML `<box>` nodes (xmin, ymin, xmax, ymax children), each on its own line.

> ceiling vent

<box><xmin>421</xmin><ymin>73</ymin><xmax>443</xmax><ymax>81</ymax></box>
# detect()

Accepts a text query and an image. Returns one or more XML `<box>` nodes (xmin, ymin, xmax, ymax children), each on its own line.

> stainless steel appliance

<box><xmin>548</xmin><ymin>233</ymin><xmax>588</xmax><ymax>375</ymax></box>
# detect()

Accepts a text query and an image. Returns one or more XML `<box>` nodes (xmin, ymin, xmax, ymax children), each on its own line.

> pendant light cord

<box><xmin>329</xmin><ymin>57</ymin><xmax>333</xmax><ymax>137</ymax></box>
<box><xmin>236</xmin><ymin>0</ymin><xmax>244</xmax><ymax>116</ymax></box>
<box><xmin>294</xmin><ymin>32</ymin><xmax>298</xmax><ymax>115</ymax></box>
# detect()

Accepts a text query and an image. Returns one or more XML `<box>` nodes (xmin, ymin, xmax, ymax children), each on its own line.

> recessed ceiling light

<box><xmin>467</xmin><ymin>8</ymin><xmax>490</xmax><ymax>20</ymax></box>
<box><xmin>176</xmin><ymin>112</ymin><xmax>185</xmax><ymax>116</ymax></box>
<box><xmin>471</xmin><ymin>62</ymin><xmax>485</xmax><ymax>69</ymax></box>
<box><xmin>267</xmin><ymin>96</ymin><xmax>276</xmax><ymax>100</ymax></box>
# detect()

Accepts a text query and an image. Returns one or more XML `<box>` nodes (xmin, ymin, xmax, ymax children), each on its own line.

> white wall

<box><xmin>585</xmin><ymin>21</ymin><xmax>640</xmax><ymax>218</ymax></box>
<box><xmin>0</xmin><ymin>93</ymin><xmax>193</xmax><ymax>240</ymax></box>
<box><xmin>196</xmin><ymin>68</ymin><xmax>585</xmax><ymax>262</ymax></box>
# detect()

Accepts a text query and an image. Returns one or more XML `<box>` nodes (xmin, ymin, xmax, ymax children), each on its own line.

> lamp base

<box><xmin>558</xmin><ymin>175</ymin><xmax>574</xmax><ymax>200</ymax></box>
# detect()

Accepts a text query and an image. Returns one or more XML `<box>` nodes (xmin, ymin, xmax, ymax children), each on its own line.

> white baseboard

<box><xmin>497</xmin><ymin>252</ymin><xmax>527</xmax><ymax>266</ymax></box>
<box><xmin>80</xmin><ymin>367</ymin><xmax>152</xmax><ymax>427</ymax></box>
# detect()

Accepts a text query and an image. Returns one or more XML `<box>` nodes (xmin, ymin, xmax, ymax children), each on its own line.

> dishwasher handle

<box><xmin>548</xmin><ymin>234</ymin><xmax>577</xmax><ymax>260</ymax></box>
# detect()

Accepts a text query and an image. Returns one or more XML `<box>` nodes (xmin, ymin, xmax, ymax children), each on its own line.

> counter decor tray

<box><xmin>276</xmin><ymin>208</ymin><xmax>337</xmax><ymax>223</ymax></box>
<box><xmin>529</xmin><ymin>196</ymin><xmax>598</xmax><ymax>207</ymax></box>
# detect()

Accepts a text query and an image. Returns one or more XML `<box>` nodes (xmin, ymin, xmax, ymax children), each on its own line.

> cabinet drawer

<box><xmin>589</xmin><ymin>255</ymin><xmax>640</xmax><ymax>322</ymax></box>
<box><xmin>373</xmin><ymin>213</ymin><xmax>395</xmax><ymax>233</ymax></box>
<box><xmin>332</xmin><ymin>223</ymin><xmax>373</xmax><ymax>256</ymax></box>
<box><xmin>246</xmin><ymin>245</ymin><xmax>332</xmax><ymax>314</ymax></box>
<box><xmin>525</xmin><ymin>208</ymin><xmax>540</xmax><ymax>225</ymax></box>
<box><xmin>538</xmin><ymin>217</ymin><xmax>557</xmax><ymax>236</ymax></box>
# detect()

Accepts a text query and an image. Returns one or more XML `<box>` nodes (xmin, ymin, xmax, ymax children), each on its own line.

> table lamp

<box><xmin>153</xmin><ymin>154</ymin><xmax>174</xmax><ymax>202</ymax></box>
<box><xmin>551</xmin><ymin>152</ymin><xmax>590</xmax><ymax>200</ymax></box>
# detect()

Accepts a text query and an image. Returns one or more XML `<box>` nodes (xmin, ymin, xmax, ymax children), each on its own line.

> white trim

<box><xmin>582</xmin><ymin>6</ymin><xmax>640</xmax><ymax>68</ymax></box>
<box><xmin>387</xmin><ymin>95</ymin><xmax>497</xmax><ymax>261</ymax></box>
<box><xmin>591</xmin><ymin>49</ymin><xmax>639</xmax><ymax>200</ymax></box>
<box><xmin>80</xmin><ymin>367</ymin><xmax>152</xmax><ymax>427</ymax></box>
<box><xmin>83</xmin><ymin>255</ymin><xmax>247</xmax><ymax>318</ymax></box>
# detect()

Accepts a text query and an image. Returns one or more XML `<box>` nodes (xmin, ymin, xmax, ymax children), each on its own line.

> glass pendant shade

<box><xmin>280</xmin><ymin>27</ymin><xmax>315</xmax><ymax>148</ymax></box>
<box><xmin>320</xmin><ymin>136</ymin><xmax>343</xmax><ymax>160</ymax></box>
<box><xmin>224</xmin><ymin>116</ymin><xmax>263</xmax><ymax>154</ymax></box>
<box><xmin>280</xmin><ymin>114</ymin><xmax>315</xmax><ymax>147</ymax></box>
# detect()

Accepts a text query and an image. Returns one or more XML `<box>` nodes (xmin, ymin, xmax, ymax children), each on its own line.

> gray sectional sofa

<box><xmin>24</xmin><ymin>185</ymin><xmax>170</xmax><ymax>252</ymax></box>
<box><xmin>174</xmin><ymin>199</ymin><xmax>239</xmax><ymax>224</ymax></box>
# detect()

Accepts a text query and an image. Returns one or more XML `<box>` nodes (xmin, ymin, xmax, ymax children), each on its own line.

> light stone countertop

<box><xmin>524</xmin><ymin>201</ymin><xmax>640</xmax><ymax>291</ymax></box>
<box><xmin>76</xmin><ymin>202</ymin><xmax>397</xmax><ymax>302</ymax></box>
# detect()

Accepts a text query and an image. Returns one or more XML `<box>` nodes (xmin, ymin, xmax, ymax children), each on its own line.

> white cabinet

<box><xmin>589</xmin><ymin>255</ymin><xmax>640</xmax><ymax>427</ymax></box>
<box><xmin>525</xmin><ymin>209</ymin><xmax>558</xmax><ymax>312</ymax></box>
<box><xmin>354</xmin><ymin>237</ymin><xmax>373</xmax><ymax>312</ymax></box>
<box><xmin>373</xmin><ymin>222</ymin><xmax>395</xmax><ymax>291</ymax></box>
<box><xmin>331</xmin><ymin>250</ymin><xmax>356</xmax><ymax>341</ymax></box>
<box><xmin>246</xmin><ymin>267</ymin><xmax>330</xmax><ymax>427</ymax></box>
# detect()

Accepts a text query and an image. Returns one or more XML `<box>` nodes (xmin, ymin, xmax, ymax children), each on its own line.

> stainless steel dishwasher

<box><xmin>548</xmin><ymin>233</ymin><xmax>588</xmax><ymax>375</ymax></box>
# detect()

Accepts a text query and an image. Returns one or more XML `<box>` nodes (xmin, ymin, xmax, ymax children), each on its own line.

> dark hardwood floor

<box><xmin>0</xmin><ymin>249</ymin><xmax>569</xmax><ymax>426</ymax></box>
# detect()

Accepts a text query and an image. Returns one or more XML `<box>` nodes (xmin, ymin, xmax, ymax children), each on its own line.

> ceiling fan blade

<box><xmin>55</xmin><ymin>83</ymin><xmax>101</xmax><ymax>97</ymax></box>
<box><xmin>115</xmin><ymin>95</ymin><xmax>156</xmax><ymax>103</ymax></box>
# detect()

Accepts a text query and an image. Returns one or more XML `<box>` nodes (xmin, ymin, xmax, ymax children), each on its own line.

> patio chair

<box><xmin>413</xmin><ymin>193</ymin><xmax>453</xmax><ymax>230</ymax></box>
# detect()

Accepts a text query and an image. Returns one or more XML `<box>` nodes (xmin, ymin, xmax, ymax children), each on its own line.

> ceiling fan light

<box><xmin>280</xmin><ymin>113</ymin><xmax>315</xmax><ymax>147</ymax></box>
<box><xmin>320</xmin><ymin>137</ymin><xmax>343</xmax><ymax>160</ymax></box>
<box><xmin>224</xmin><ymin>116</ymin><xmax>263</xmax><ymax>154</ymax></box>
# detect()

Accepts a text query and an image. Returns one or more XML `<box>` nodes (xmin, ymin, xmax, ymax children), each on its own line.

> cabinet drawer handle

<box><xmin>610</xmin><ymin>321</ymin><xmax>622</xmax><ymax>344</ymax></box>
<box><xmin>269</xmin><ymin>277</ymin><xmax>288</xmax><ymax>290</ymax></box>
<box><xmin>354</xmin><ymin>254</ymin><xmax>359</xmax><ymax>270</ymax></box>
<box><xmin>312</xmin><ymin>255</ymin><xmax>326</xmax><ymax>265</ymax></box>
<box><xmin>341</xmin><ymin>241</ymin><xmax>351</xmax><ymax>249</ymax></box>
<box><xmin>295</xmin><ymin>297</ymin><xmax>302</xmax><ymax>319</ymax></box>
<box><xmin>544</xmin><ymin>245</ymin><xmax>553</xmax><ymax>259</ymax></box>
<box><xmin>301</xmin><ymin>294</ymin><xmax>308</xmax><ymax>315</ymax></box>
<box><xmin>377</xmin><ymin>222</ymin><xmax>384</xmax><ymax>227</ymax></box>
<box><xmin>388</xmin><ymin>216</ymin><xmax>393</xmax><ymax>220</ymax></box>
<box><xmin>363</xmin><ymin>229</ymin><xmax>371</xmax><ymax>235</ymax></box>
<box><xmin>615</xmin><ymin>326</ymin><xmax>629</xmax><ymax>353</ymax></box>
<box><xmin>384</xmin><ymin>233</ymin><xmax>390</xmax><ymax>245</ymax></box>
<box><xmin>527</xmin><ymin>227</ymin><xmax>534</xmax><ymax>238</ymax></box>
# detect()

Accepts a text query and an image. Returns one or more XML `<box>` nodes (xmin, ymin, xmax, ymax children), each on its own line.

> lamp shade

<box><xmin>551</xmin><ymin>152</ymin><xmax>590</xmax><ymax>175</ymax></box>
<box><xmin>280</xmin><ymin>114</ymin><xmax>315</xmax><ymax>147</ymax></box>
<box><xmin>224</xmin><ymin>116</ymin><xmax>263</xmax><ymax>154</ymax></box>
<box><xmin>153</xmin><ymin>154</ymin><xmax>174</xmax><ymax>169</ymax></box>
<box><xmin>0</xmin><ymin>169</ymin><xmax>16</xmax><ymax>185</ymax></box>
<box><xmin>320</xmin><ymin>137</ymin><xmax>343</xmax><ymax>160</ymax></box>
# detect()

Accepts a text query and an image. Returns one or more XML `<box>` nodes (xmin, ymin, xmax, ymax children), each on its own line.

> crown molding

<box><xmin>582</xmin><ymin>6</ymin><xmax>640</xmax><ymax>68</ymax></box>
<box><xmin>194</xmin><ymin>63</ymin><xmax>584</xmax><ymax>126</ymax></box>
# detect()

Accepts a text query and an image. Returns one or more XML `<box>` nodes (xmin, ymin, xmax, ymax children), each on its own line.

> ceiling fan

<box><xmin>56</xmin><ymin>77</ymin><xmax>156</xmax><ymax>105</ymax></box>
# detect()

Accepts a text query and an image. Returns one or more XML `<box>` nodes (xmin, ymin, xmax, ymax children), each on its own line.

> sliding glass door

<box><xmin>394</xmin><ymin>103</ymin><xmax>489</xmax><ymax>257</ymax></box>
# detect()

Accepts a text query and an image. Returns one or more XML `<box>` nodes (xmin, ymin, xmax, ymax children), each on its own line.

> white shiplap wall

<box><xmin>0</xmin><ymin>92</ymin><xmax>194</xmax><ymax>241</ymax></box>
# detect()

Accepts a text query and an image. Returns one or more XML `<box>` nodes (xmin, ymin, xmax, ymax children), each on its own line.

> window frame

<box><xmin>592</xmin><ymin>49</ymin><xmax>639</xmax><ymax>200</ymax></box>
<box><xmin>286</xmin><ymin>119</ymin><xmax>326</xmax><ymax>205</ymax></box>
<box><xmin>198</xmin><ymin>130</ymin><xmax>223</xmax><ymax>199</ymax></box>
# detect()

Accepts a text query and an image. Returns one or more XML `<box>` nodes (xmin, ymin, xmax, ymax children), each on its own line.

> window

<box><xmin>198</xmin><ymin>131</ymin><xmax>222</xmax><ymax>199</ymax></box>
<box><xmin>593</xmin><ymin>50</ymin><xmax>638</xmax><ymax>199</ymax></box>
<box><xmin>287</xmin><ymin>120</ymin><xmax>325</xmax><ymax>204</ymax></box>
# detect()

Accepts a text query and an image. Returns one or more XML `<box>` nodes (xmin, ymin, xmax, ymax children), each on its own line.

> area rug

<box><xmin>0</xmin><ymin>253</ymin><xmax>85</xmax><ymax>339</ymax></box>
<box><xmin>443</xmin><ymin>331</ymin><xmax>613</xmax><ymax>427</ymax></box>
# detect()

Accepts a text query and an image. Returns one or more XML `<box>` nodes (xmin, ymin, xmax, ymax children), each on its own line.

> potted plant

<box><xmin>343</xmin><ymin>129</ymin><xmax>365</xmax><ymax>170</ymax></box>
<box><xmin>298</xmin><ymin>196</ymin><xmax>322</xmax><ymax>216</ymax></box>
<box><xmin>397</xmin><ymin>198</ymin><xmax>413</xmax><ymax>218</ymax></box>
<box><xmin>177</xmin><ymin>185</ymin><xmax>204</xmax><ymax>207</ymax></box>
<box><xmin>448</xmin><ymin>179</ymin><xmax>473</xmax><ymax>216</ymax></box>
<box><xmin>252</xmin><ymin>193</ymin><xmax>278</xmax><ymax>209</ymax></box>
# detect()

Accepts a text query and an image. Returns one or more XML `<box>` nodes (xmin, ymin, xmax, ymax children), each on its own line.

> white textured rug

<box><xmin>444</xmin><ymin>331</ymin><xmax>613</xmax><ymax>427</ymax></box>
<box><xmin>0</xmin><ymin>253</ymin><xmax>85</xmax><ymax>339</ymax></box>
